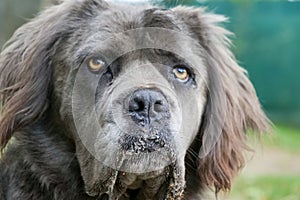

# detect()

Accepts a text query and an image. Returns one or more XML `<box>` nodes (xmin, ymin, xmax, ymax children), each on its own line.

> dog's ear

<box><xmin>173</xmin><ymin>7</ymin><xmax>270</xmax><ymax>191</ymax></box>
<box><xmin>0</xmin><ymin>6</ymin><xmax>66</xmax><ymax>151</ymax></box>
<box><xmin>0</xmin><ymin>0</ymin><xmax>108</xmax><ymax>151</ymax></box>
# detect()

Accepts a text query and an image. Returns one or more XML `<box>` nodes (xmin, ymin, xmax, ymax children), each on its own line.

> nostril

<box><xmin>129</xmin><ymin>97</ymin><xmax>145</xmax><ymax>113</ymax></box>
<box><xmin>135</xmin><ymin>98</ymin><xmax>145</xmax><ymax>112</ymax></box>
<box><xmin>153</xmin><ymin>100</ymin><xmax>164</xmax><ymax>112</ymax></box>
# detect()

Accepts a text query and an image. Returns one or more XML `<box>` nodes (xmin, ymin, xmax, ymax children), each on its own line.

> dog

<box><xmin>0</xmin><ymin>0</ymin><xmax>270</xmax><ymax>199</ymax></box>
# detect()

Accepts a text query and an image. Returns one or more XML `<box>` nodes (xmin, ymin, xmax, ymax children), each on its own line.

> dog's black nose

<box><xmin>128</xmin><ymin>89</ymin><xmax>169</xmax><ymax>125</ymax></box>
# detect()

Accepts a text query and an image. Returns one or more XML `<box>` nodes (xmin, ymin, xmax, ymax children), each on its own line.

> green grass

<box><xmin>229</xmin><ymin>125</ymin><xmax>300</xmax><ymax>200</ymax></box>
<box><xmin>230</xmin><ymin>176</ymin><xmax>300</xmax><ymax>200</ymax></box>
<box><xmin>263</xmin><ymin>125</ymin><xmax>300</xmax><ymax>152</ymax></box>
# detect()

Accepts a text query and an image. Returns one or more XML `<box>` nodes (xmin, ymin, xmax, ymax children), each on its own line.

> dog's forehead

<box><xmin>67</xmin><ymin>2</ymin><xmax>207</xmax><ymax>79</ymax></box>
<box><xmin>77</xmin><ymin>3</ymin><xmax>189</xmax><ymax>48</ymax></box>
<box><xmin>91</xmin><ymin>3</ymin><xmax>183</xmax><ymax>32</ymax></box>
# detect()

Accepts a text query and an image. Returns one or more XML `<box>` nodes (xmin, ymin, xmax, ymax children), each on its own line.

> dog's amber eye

<box><xmin>87</xmin><ymin>57</ymin><xmax>105</xmax><ymax>72</ymax></box>
<box><xmin>173</xmin><ymin>66</ymin><xmax>189</xmax><ymax>82</ymax></box>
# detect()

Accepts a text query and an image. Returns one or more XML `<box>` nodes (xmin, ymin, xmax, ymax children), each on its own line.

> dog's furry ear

<box><xmin>174</xmin><ymin>7</ymin><xmax>270</xmax><ymax>192</ymax></box>
<box><xmin>0</xmin><ymin>6</ymin><xmax>65</xmax><ymax>151</ymax></box>
<box><xmin>0</xmin><ymin>1</ymin><xmax>102</xmax><ymax>151</ymax></box>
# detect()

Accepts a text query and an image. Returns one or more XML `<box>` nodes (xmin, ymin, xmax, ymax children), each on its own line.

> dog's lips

<box><xmin>94</xmin><ymin>127</ymin><xmax>176</xmax><ymax>172</ymax></box>
<box><xmin>119</xmin><ymin>133</ymin><xmax>166</xmax><ymax>153</ymax></box>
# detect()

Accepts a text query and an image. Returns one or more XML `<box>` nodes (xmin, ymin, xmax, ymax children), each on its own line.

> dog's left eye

<box><xmin>173</xmin><ymin>65</ymin><xmax>190</xmax><ymax>82</ymax></box>
<box><xmin>87</xmin><ymin>57</ymin><xmax>106</xmax><ymax>72</ymax></box>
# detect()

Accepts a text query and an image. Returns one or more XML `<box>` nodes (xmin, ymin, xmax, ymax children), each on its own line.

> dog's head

<box><xmin>0</xmin><ymin>0</ymin><xmax>269</xmax><ymax>198</ymax></box>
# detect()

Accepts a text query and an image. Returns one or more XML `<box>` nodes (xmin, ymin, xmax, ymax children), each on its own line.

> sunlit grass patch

<box><xmin>229</xmin><ymin>124</ymin><xmax>300</xmax><ymax>200</ymax></box>
<box><xmin>263</xmin><ymin>125</ymin><xmax>300</xmax><ymax>152</ymax></box>
<box><xmin>229</xmin><ymin>175</ymin><xmax>300</xmax><ymax>200</ymax></box>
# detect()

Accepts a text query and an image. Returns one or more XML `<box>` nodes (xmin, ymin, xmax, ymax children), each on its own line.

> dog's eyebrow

<box><xmin>141</xmin><ymin>8</ymin><xmax>181</xmax><ymax>30</ymax></box>
<box><xmin>74</xmin><ymin>49</ymin><xmax>90</xmax><ymax>67</ymax></box>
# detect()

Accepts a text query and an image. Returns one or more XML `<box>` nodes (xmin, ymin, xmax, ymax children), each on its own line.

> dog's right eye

<box><xmin>87</xmin><ymin>57</ymin><xmax>106</xmax><ymax>73</ymax></box>
<box><xmin>173</xmin><ymin>65</ymin><xmax>190</xmax><ymax>83</ymax></box>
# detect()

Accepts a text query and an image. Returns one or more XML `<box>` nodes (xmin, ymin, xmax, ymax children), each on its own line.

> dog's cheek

<box><xmin>176</xmin><ymin>89</ymin><xmax>205</xmax><ymax>153</ymax></box>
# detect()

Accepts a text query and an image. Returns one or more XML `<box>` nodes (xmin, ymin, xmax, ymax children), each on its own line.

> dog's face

<box><xmin>0</xmin><ymin>0</ymin><xmax>270</xmax><ymax>198</ymax></box>
<box><xmin>56</xmin><ymin>5</ymin><xmax>208</xmax><ymax>195</ymax></box>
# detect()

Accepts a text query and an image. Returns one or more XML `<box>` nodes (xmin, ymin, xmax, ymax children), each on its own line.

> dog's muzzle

<box><xmin>118</xmin><ymin>88</ymin><xmax>172</xmax><ymax>153</ymax></box>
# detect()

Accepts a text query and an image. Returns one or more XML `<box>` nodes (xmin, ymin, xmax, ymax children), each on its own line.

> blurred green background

<box><xmin>0</xmin><ymin>0</ymin><xmax>299</xmax><ymax>199</ymax></box>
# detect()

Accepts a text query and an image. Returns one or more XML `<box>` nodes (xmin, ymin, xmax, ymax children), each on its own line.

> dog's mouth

<box><xmin>119</xmin><ymin>130</ymin><xmax>168</xmax><ymax>153</ymax></box>
<box><xmin>93</xmin><ymin>122</ymin><xmax>177</xmax><ymax>172</ymax></box>
<box><xmin>84</xmin><ymin>126</ymin><xmax>185</xmax><ymax>199</ymax></box>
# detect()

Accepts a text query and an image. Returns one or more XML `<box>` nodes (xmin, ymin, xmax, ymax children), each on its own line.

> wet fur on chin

<box><xmin>0</xmin><ymin>0</ymin><xmax>270</xmax><ymax>199</ymax></box>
